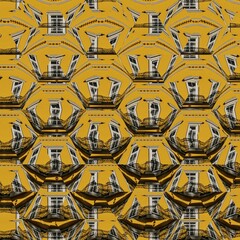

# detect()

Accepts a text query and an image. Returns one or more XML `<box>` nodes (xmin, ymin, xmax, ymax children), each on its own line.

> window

<box><xmin>169</xmin><ymin>128</ymin><xmax>178</xmax><ymax>145</ymax></box>
<box><xmin>227</xmin><ymin>200</ymin><xmax>236</xmax><ymax>218</ymax></box>
<box><xmin>67</xmin><ymin>55</ymin><xmax>79</xmax><ymax>77</ymax></box>
<box><xmin>87</xmin><ymin>0</ymin><xmax>97</xmax><ymax>10</ymax></box>
<box><xmin>183</xmin><ymin>36</ymin><xmax>199</xmax><ymax>59</ymax></box>
<box><xmin>171</xmin><ymin>30</ymin><xmax>182</xmax><ymax>50</ymax></box>
<box><xmin>129</xmin><ymin>8</ymin><xmax>140</xmax><ymax>23</ymax></box>
<box><xmin>29</xmin><ymin>195</ymin><xmax>41</xmax><ymax>219</ymax></box>
<box><xmin>89</xmin><ymin>172</ymin><xmax>98</xmax><ymax>192</ymax></box>
<box><xmin>109</xmin><ymin>171</ymin><xmax>120</xmax><ymax>192</ymax></box>
<box><xmin>172</xmin><ymin>222</ymin><xmax>182</xmax><ymax>240</ymax></box>
<box><xmin>67</xmin><ymin>195</ymin><xmax>79</xmax><ymax>218</ymax></box>
<box><xmin>109</xmin><ymin>227</ymin><xmax>118</xmax><ymax>238</ymax></box>
<box><xmin>208</xmin><ymin>32</ymin><xmax>218</xmax><ymax>51</ymax></box>
<box><xmin>48</xmin><ymin>148</ymin><xmax>62</xmax><ymax>171</ymax></box>
<box><xmin>109</xmin><ymin>79</ymin><xmax>121</xmax><ymax>101</ymax></box>
<box><xmin>187</xmin><ymin>124</ymin><xmax>199</xmax><ymax>149</ymax></box>
<box><xmin>49</xmin><ymin>101</ymin><xmax>62</xmax><ymax>126</ymax></box>
<box><xmin>88</xmin><ymin>221</ymin><xmax>97</xmax><ymax>238</ymax></box>
<box><xmin>128</xmin><ymin>56</ymin><xmax>139</xmax><ymax>76</ymax></box>
<box><xmin>183</xmin><ymin>0</ymin><xmax>198</xmax><ymax>10</ymax></box>
<box><xmin>186</xmin><ymin>171</ymin><xmax>198</xmax><ymax>192</ymax></box>
<box><xmin>48</xmin><ymin>231</ymin><xmax>63</xmax><ymax>240</ymax></box>
<box><xmin>29</xmin><ymin>55</ymin><xmax>41</xmax><ymax>78</ymax></box>
<box><xmin>167</xmin><ymin>149</ymin><xmax>178</xmax><ymax>165</ymax></box>
<box><xmin>128</xmin><ymin>144</ymin><xmax>140</xmax><ymax>167</ymax></box>
<box><xmin>184</xmin><ymin>222</ymin><xmax>198</xmax><ymax>237</ymax></box>
<box><xmin>149</xmin><ymin>14</ymin><xmax>162</xmax><ymax>34</ymax></box>
<box><xmin>226</xmin><ymin>145</ymin><xmax>237</xmax><ymax>169</ymax></box>
<box><xmin>208</xmin><ymin>81</ymin><xmax>219</xmax><ymax>105</ymax></box>
<box><xmin>208</xmin><ymin>169</ymin><xmax>219</xmax><ymax>192</ymax></box>
<box><xmin>165</xmin><ymin>55</ymin><xmax>177</xmax><ymax>77</ymax></box>
<box><xmin>164</xmin><ymin>6</ymin><xmax>174</xmax><ymax>25</ymax></box>
<box><xmin>12</xmin><ymin>173</ymin><xmax>22</xmax><ymax>193</ymax></box>
<box><xmin>69</xmin><ymin>106</ymin><xmax>80</xmax><ymax>127</ymax></box>
<box><xmin>108</xmin><ymin>33</ymin><xmax>119</xmax><ymax>48</ymax></box>
<box><xmin>28</xmin><ymin>106</ymin><xmax>39</xmax><ymax>126</ymax></box>
<box><xmin>150</xmin><ymin>232</ymin><xmax>159</xmax><ymax>240</ymax></box>
<box><xmin>87</xmin><ymin>79</ymin><xmax>99</xmax><ymax>102</ymax></box>
<box><xmin>186</xmin><ymin>80</ymin><xmax>198</xmax><ymax>102</ymax></box>
<box><xmin>68</xmin><ymin>145</ymin><xmax>79</xmax><ymax>165</ymax></box>
<box><xmin>48</xmin><ymin>14</ymin><xmax>65</xmax><ymax>34</ymax></box>
<box><xmin>12</xmin><ymin>80</ymin><xmax>23</xmax><ymax>98</ymax></box>
<box><xmin>225</xmin><ymin>101</ymin><xmax>237</xmax><ymax>128</ymax></box>
<box><xmin>170</xmin><ymin>82</ymin><xmax>182</xmax><ymax>105</ymax></box>
<box><xmin>170</xmin><ymin>169</ymin><xmax>181</xmax><ymax>191</ymax></box>
<box><xmin>226</xmin><ymin>56</ymin><xmax>237</xmax><ymax>74</ymax></box>
<box><xmin>208</xmin><ymin>224</ymin><xmax>217</xmax><ymax>239</ymax></box>
<box><xmin>48</xmin><ymin>184</ymin><xmax>65</xmax><ymax>192</ymax></box>
<box><xmin>183</xmin><ymin>208</ymin><xmax>198</xmax><ymax>219</ymax></box>
<box><xmin>149</xmin><ymin>148</ymin><xmax>160</xmax><ymax>171</ymax></box>
<box><xmin>88</xmin><ymin>123</ymin><xmax>99</xmax><ymax>150</ymax></box>
<box><xmin>11</xmin><ymin>123</ymin><xmax>23</xmax><ymax>150</ymax></box>
<box><xmin>149</xmin><ymin>101</ymin><xmax>160</xmax><ymax>125</ymax></box>
<box><xmin>29</xmin><ymin>145</ymin><xmax>41</xmax><ymax>165</ymax></box>
<box><xmin>49</xmin><ymin>196</ymin><xmax>64</xmax><ymax>214</ymax></box>
<box><xmin>110</xmin><ymin>123</ymin><xmax>121</xmax><ymax>150</ymax></box>
<box><xmin>48</xmin><ymin>58</ymin><xmax>64</xmax><ymax>78</ymax></box>
<box><xmin>210</xmin><ymin>125</ymin><xmax>220</xmax><ymax>148</ymax></box>
<box><xmin>149</xmin><ymin>183</ymin><xmax>162</xmax><ymax>192</ymax></box>
<box><xmin>129</xmin><ymin>198</ymin><xmax>139</xmax><ymax>218</ymax></box>
<box><xmin>127</xmin><ymin>103</ymin><xmax>139</xmax><ymax>128</ymax></box>
<box><xmin>88</xmin><ymin>208</ymin><xmax>97</xmax><ymax>219</ymax></box>
<box><xmin>149</xmin><ymin>196</ymin><xmax>160</xmax><ymax>214</ymax></box>
<box><xmin>88</xmin><ymin>35</ymin><xmax>98</xmax><ymax>59</ymax></box>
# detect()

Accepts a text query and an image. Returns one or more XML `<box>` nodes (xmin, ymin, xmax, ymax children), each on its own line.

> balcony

<box><xmin>217</xmin><ymin>207</ymin><xmax>240</xmax><ymax>222</ymax></box>
<box><xmin>166</xmin><ymin>137</ymin><xmax>226</xmax><ymax>156</ymax></box>
<box><xmin>87</xmin><ymin>47</ymin><xmax>115</xmax><ymax>55</ymax></box>
<box><xmin>0</xmin><ymin>48</ymin><xmax>21</xmax><ymax>55</ymax></box>
<box><xmin>0</xmin><ymin>183</ymin><xmax>27</xmax><ymax>197</ymax></box>
<box><xmin>72</xmin><ymin>136</ymin><xmax>130</xmax><ymax>156</ymax></box>
<box><xmin>24</xmin><ymin>109</ymin><xmax>84</xmax><ymax>134</ymax></box>
<box><xmin>129</xmin><ymin>71</ymin><xmax>163</xmax><ymax>82</ymax></box>
<box><xmin>122</xmin><ymin>161</ymin><xmax>177</xmax><ymax>177</ymax></box>
<box><xmin>39</xmin><ymin>23</ymin><xmax>69</xmax><ymax>28</ymax></box>
<box><xmin>180</xmin><ymin>47</ymin><xmax>212</xmax><ymax>55</ymax></box>
<box><xmin>37</xmin><ymin>71</ymin><xmax>72</xmax><ymax>82</ymax></box>
<box><xmin>213</xmin><ymin>110</ymin><xmax>240</xmax><ymax>133</ymax></box>
<box><xmin>173</xmin><ymin>182</ymin><xmax>220</xmax><ymax>197</ymax></box>
<box><xmin>215</xmin><ymin>163</ymin><xmax>240</xmax><ymax>177</ymax></box>
<box><xmin>120</xmin><ymin>110</ymin><xmax>177</xmax><ymax>134</ymax></box>
<box><xmin>27</xmin><ymin>205</ymin><xmax>79</xmax><ymax>220</ymax></box>
<box><xmin>0</xmin><ymin>84</ymin><xmax>36</xmax><ymax>109</ymax></box>
<box><xmin>227</xmin><ymin>73</ymin><xmax>240</xmax><ymax>82</ymax></box>
<box><xmin>27</xmin><ymin>160</ymin><xmax>81</xmax><ymax>176</ymax></box>
<box><xmin>0</xmin><ymin>229</ymin><xmax>29</xmax><ymax>240</ymax></box>
<box><xmin>134</xmin><ymin>23</ymin><xmax>164</xmax><ymax>31</ymax></box>
<box><xmin>168</xmin><ymin>88</ymin><xmax>222</xmax><ymax>108</ymax></box>
<box><xmin>0</xmin><ymin>137</ymin><xmax>36</xmax><ymax>157</ymax></box>
<box><xmin>81</xmin><ymin>182</ymin><xmax>123</xmax><ymax>197</ymax></box>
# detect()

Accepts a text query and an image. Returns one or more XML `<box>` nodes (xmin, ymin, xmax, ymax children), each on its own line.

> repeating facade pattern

<box><xmin>0</xmin><ymin>0</ymin><xmax>240</xmax><ymax>239</ymax></box>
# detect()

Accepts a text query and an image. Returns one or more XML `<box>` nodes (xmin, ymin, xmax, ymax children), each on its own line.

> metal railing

<box><xmin>0</xmin><ymin>183</ymin><xmax>27</xmax><ymax>196</ymax></box>
<box><xmin>180</xmin><ymin>47</ymin><xmax>212</xmax><ymax>55</ymax></box>
<box><xmin>227</xmin><ymin>73</ymin><xmax>240</xmax><ymax>81</ymax></box>
<box><xmin>39</xmin><ymin>23</ymin><xmax>69</xmax><ymax>28</ymax></box>
<box><xmin>87</xmin><ymin>47</ymin><xmax>115</xmax><ymax>55</ymax></box>
<box><xmin>167</xmin><ymin>137</ymin><xmax>226</xmax><ymax>155</ymax></box>
<box><xmin>73</xmin><ymin>136</ymin><xmax>130</xmax><ymax>154</ymax></box>
<box><xmin>82</xmin><ymin>182</ymin><xmax>124</xmax><ymax>196</ymax></box>
<box><xmin>38</xmin><ymin>71</ymin><xmax>70</xmax><ymax>81</ymax></box>
<box><xmin>214</xmin><ymin>110</ymin><xmax>239</xmax><ymax>131</ymax></box>
<box><xmin>0</xmin><ymin>48</ymin><xmax>21</xmax><ymax>55</ymax></box>
<box><xmin>129</xmin><ymin>71</ymin><xmax>162</xmax><ymax>80</ymax></box>
<box><xmin>134</xmin><ymin>23</ymin><xmax>164</xmax><ymax>28</ymax></box>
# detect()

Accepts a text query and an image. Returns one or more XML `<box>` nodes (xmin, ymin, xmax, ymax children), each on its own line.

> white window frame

<box><xmin>66</xmin><ymin>55</ymin><xmax>80</xmax><ymax>77</ymax></box>
<box><xmin>186</xmin><ymin>171</ymin><xmax>199</xmax><ymax>192</ymax></box>
<box><xmin>184</xmin><ymin>221</ymin><xmax>198</xmax><ymax>237</ymax></box>
<box><xmin>129</xmin><ymin>198</ymin><xmax>139</xmax><ymax>218</ymax></box>
<box><xmin>88</xmin><ymin>123</ymin><xmax>99</xmax><ymax>150</ymax></box>
<box><xmin>186</xmin><ymin>78</ymin><xmax>199</xmax><ymax>102</ymax></box>
<box><xmin>183</xmin><ymin>36</ymin><xmax>199</xmax><ymax>59</ymax></box>
<box><xmin>187</xmin><ymin>123</ymin><xmax>199</xmax><ymax>149</ymax></box>
<box><xmin>149</xmin><ymin>147</ymin><xmax>160</xmax><ymax>171</ymax></box>
<box><xmin>47</xmin><ymin>13</ymin><xmax>65</xmax><ymax>35</ymax></box>
<box><xmin>12</xmin><ymin>172</ymin><xmax>23</xmax><ymax>193</ymax></box>
<box><xmin>109</xmin><ymin>78</ymin><xmax>121</xmax><ymax>101</ymax></box>
<box><xmin>226</xmin><ymin>56</ymin><xmax>237</xmax><ymax>75</ymax></box>
<box><xmin>48</xmin><ymin>147</ymin><xmax>62</xmax><ymax>172</ymax></box>
<box><xmin>208</xmin><ymin>80</ymin><xmax>219</xmax><ymax>105</ymax></box>
<box><xmin>149</xmin><ymin>196</ymin><xmax>160</xmax><ymax>214</ymax></box>
<box><xmin>148</xmin><ymin>100</ymin><xmax>160</xmax><ymax>125</ymax></box>
<box><xmin>170</xmin><ymin>82</ymin><xmax>182</xmax><ymax>105</ymax></box>
<box><xmin>29</xmin><ymin>55</ymin><xmax>41</xmax><ymax>78</ymax></box>
<box><xmin>87</xmin><ymin>78</ymin><xmax>99</xmax><ymax>102</ymax></box>
<box><xmin>225</xmin><ymin>100</ymin><xmax>237</xmax><ymax>128</ymax></box>
<box><xmin>208</xmin><ymin>31</ymin><xmax>218</xmax><ymax>51</ymax></box>
<box><xmin>29</xmin><ymin>145</ymin><xmax>41</xmax><ymax>165</ymax></box>
<box><xmin>11</xmin><ymin>122</ymin><xmax>23</xmax><ymax>151</ymax></box>
<box><xmin>209</xmin><ymin>124</ymin><xmax>220</xmax><ymax>148</ymax></box>
<box><xmin>48</xmin><ymin>196</ymin><xmax>64</xmax><ymax>215</ymax></box>
<box><xmin>48</xmin><ymin>183</ymin><xmax>65</xmax><ymax>192</ymax></box>
<box><xmin>225</xmin><ymin>144</ymin><xmax>237</xmax><ymax>167</ymax></box>
<box><xmin>183</xmin><ymin>0</ymin><xmax>198</xmax><ymax>10</ymax></box>
<box><xmin>208</xmin><ymin>168</ymin><xmax>219</xmax><ymax>192</ymax></box>
<box><xmin>48</xmin><ymin>57</ymin><xmax>64</xmax><ymax>78</ymax></box>
<box><xmin>109</xmin><ymin>122</ymin><xmax>121</xmax><ymax>151</ymax></box>
<box><xmin>170</xmin><ymin>169</ymin><xmax>181</xmax><ymax>191</ymax></box>
<box><xmin>127</xmin><ymin>102</ymin><xmax>139</xmax><ymax>128</ymax></box>
<box><xmin>171</xmin><ymin>29</ymin><xmax>182</xmax><ymax>51</ymax></box>
<box><xmin>149</xmin><ymin>13</ymin><xmax>162</xmax><ymax>34</ymax></box>
<box><xmin>109</xmin><ymin>171</ymin><xmax>120</xmax><ymax>192</ymax></box>
<box><xmin>11</xmin><ymin>79</ymin><xmax>23</xmax><ymax>98</ymax></box>
<box><xmin>127</xmin><ymin>143</ymin><xmax>140</xmax><ymax>167</ymax></box>
<box><xmin>89</xmin><ymin>171</ymin><xmax>98</xmax><ymax>192</ymax></box>
<box><xmin>128</xmin><ymin>55</ymin><xmax>139</xmax><ymax>76</ymax></box>
<box><xmin>29</xmin><ymin>195</ymin><xmax>41</xmax><ymax>219</ymax></box>
<box><xmin>67</xmin><ymin>144</ymin><xmax>79</xmax><ymax>165</ymax></box>
<box><xmin>49</xmin><ymin>101</ymin><xmax>62</xmax><ymax>126</ymax></box>
<box><xmin>183</xmin><ymin>207</ymin><xmax>198</xmax><ymax>219</ymax></box>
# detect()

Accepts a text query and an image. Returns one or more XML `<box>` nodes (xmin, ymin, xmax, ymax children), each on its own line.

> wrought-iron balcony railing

<box><xmin>24</xmin><ymin>109</ymin><xmax>83</xmax><ymax>133</ymax></box>
<box><xmin>213</xmin><ymin>110</ymin><xmax>239</xmax><ymax>132</ymax></box>
<box><xmin>129</xmin><ymin>71</ymin><xmax>162</xmax><ymax>81</ymax></box>
<box><xmin>134</xmin><ymin>23</ymin><xmax>164</xmax><ymax>29</ymax></box>
<box><xmin>168</xmin><ymin>88</ymin><xmax>222</xmax><ymax>108</ymax></box>
<box><xmin>0</xmin><ymin>137</ymin><xmax>36</xmax><ymax>155</ymax></box>
<box><xmin>37</xmin><ymin>71</ymin><xmax>71</xmax><ymax>81</ymax></box>
<box><xmin>119</xmin><ymin>204</ymin><xmax>172</xmax><ymax>221</ymax></box>
<box><xmin>72</xmin><ymin>136</ymin><xmax>130</xmax><ymax>154</ymax></box>
<box><xmin>39</xmin><ymin>23</ymin><xmax>69</xmax><ymax>28</ymax></box>
<box><xmin>87</xmin><ymin>229</ymin><xmax>125</xmax><ymax>240</ymax></box>
<box><xmin>216</xmin><ymin>162</ymin><xmax>240</xmax><ymax>177</ymax></box>
<box><xmin>81</xmin><ymin>182</ymin><xmax>124</xmax><ymax>197</ymax></box>
<box><xmin>217</xmin><ymin>207</ymin><xmax>240</xmax><ymax>221</ymax></box>
<box><xmin>119</xmin><ymin>109</ymin><xmax>177</xmax><ymax>133</ymax></box>
<box><xmin>167</xmin><ymin>137</ymin><xmax>226</xmax><ymax>155</ymax></box>
<box><xmin>27</xmin><ymin>205</ymin><xmax>79</xmax><ymax>220</ymax></box>
<box><xmin>124</xmin><ymin>162</ymin><xmax>176</xmax><ymax>176</ymax></box>
<box><xmin>227</xmin><ymin>73</ymin><xmax>240</xmax><ymax>81</ymax></box>
<box><xmin>173</xmin><ymin>182</ymin><xmax>220</xmax><ymax>196</ymax></box>
<box><xmin>28</xmin><ymin>160</ymin><xmax>80</xmax><ymax>176</ymax></box>
<box><xmin>0</xmin><ymin>86</ymin><xmax>36</xmax><ymax>108</ymax></box>
<box><xmin>0</xmin><ymin>48</ymin><xmax>21</xmax><ymax>55</ymax></box>
<box><xmin>87</xmin><ymin>47</ymin><xmax>115</xmax><ymax>55</ymax></box>
<box><xmin>0</xmin><ymin>183</ymin><xmax>27</xmax><ymax>197</ymax></box>
<box><xmin>180</xmin><ymin>47</ymin><xmax>212</xmax><ymax>55</ymax></box>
